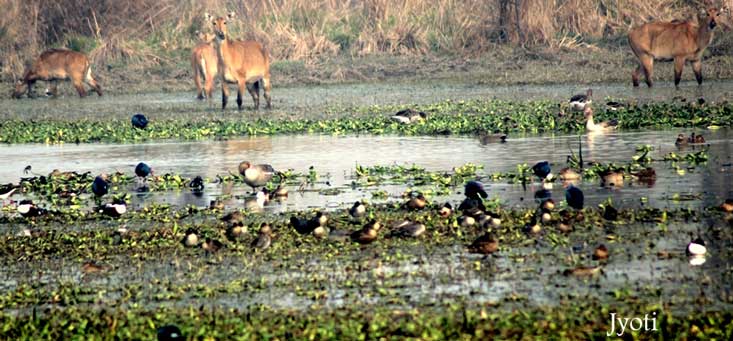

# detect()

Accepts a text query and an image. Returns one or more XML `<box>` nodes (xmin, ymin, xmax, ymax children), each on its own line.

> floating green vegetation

<box><xmin>1</xmin><ymin>99</ymin><xmax>732</xmax><ymax>144</ymax></box>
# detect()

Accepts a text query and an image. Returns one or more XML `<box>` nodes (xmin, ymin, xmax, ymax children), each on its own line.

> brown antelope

<box><xmin>191</xmin><ymin>30</ymin><xmax>218</xmax><ymax>101</ymax></box>
<box><xmin>628</xmin><ymin>6</ymin><xmax>729</xmax><ymax>88</ymax></box>
<box><xmin>207</xmin><ymin>11</ymin><xmax>271</xmax><ymax>110</ymax></box>
<box><xmin>12</xmin><ymin>49</ymin><xmax>102</xmax><ymax>98</ymax></box>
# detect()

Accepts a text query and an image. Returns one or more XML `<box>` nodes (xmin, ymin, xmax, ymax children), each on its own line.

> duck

<box><xmin>244</xmin><ymin>188</ymin><xmax>269</xmax><ymax>211</ymax></box>
<box><xmin>181</xmin><ymin>228</ymin><xmax>199</xmax><ymax>247</ymax></box>
<box><xmin>468</xmin><ymin>233</ymin><xmax>499</xmax><ymax>255</ymax></box>
<box><xmin>541</xmin><ymin>198</ymin><xmax>556</xmax><ymax>211</ymax></box>
<box><xmin>539</xmin><ymin>208</ymin><xmax>553</xmax><ymax>224</ymax></box>
<box><xmin>675</xmin><ymin>133</ymin><xmax>688</xmax><ymax>146</ymax></box>
<box><xmin>349</xmin><ymin>201</ymin><xmax>366</xmax><ymax>220</ymax></box>
<box><xmin>270</xmin><ymin>184</ymin><xmax>288</xmax><ymax>198</ymax></box>
<box><xmin>688</xmin><ymin>132</ymin><xmax>706</xmax><ymax>144</ymax></box>
<box><xmin>226</xmin><ymin>224</ymin><xmax>246</xmax><ymax>241</ymax></box>
<box><xmin>405</xmin><ymin>192</ymin><xmax>427</xmax><ymax>210</ymax></box>
<box><xmin>720</xmin><ymin>199</ymin><xmax>733</xmax><ymax>213</ymax></box>
<box><xmin>17</xmin><ymin>200</ymin><xmax>47</xmax><ymax>218</ymax></box>
<box><xmin>157</xmin><ymin>324</ymin><xmax>184</xmax><ymax>341</ymax></box>
<box><xmin>480</xmin><ymin>211</ymin><xmax>502</xmax><ymax>228</ymax></box>
<box><xmin>0</xmin><ymin>184</ymin><xmax>17</xmax><ymax>204</ymax></box>
<box><xmin>557</xmin><ymin>216</ymin><xmax>574</xmax><ymax>233</ymax></box>
<box><xmin>391</xmin><ymin>108</ymin><xmax>427</xmax><ymax>124</ymax></box>
<box><xmin>524</xmin><ymin>215</ymin><xmax>542</xmax><ymax>235</ymax></box>
<box><xmin>569</xmin><ymin>89</ymin><xmax>592</xmax><ymax>112</ymax></box>
<box><xmin>202</xmin><ymin>238</ymin><xmax>223</xmax><ymax>254</ymax></box>
<box><xmin>686</xmin><ymin>237</ymin><xmax>706</xmax><ymax>257</ymax></box>
<box><xmin>189</xmin><ymin>176</ymin><xmax>205</xmax><ymax>194</ymax></box>
<box><xmin>458</xmin><ymin>215</ymin><xmax>476</xmax><ymax>227</ymax></box>
<box><xmin>81</xmin><ymin>261</ymin><xmax>106</xmax><ymax>274</ymax></box>
<box><xmin>559</xmin><ymin>168</ymin><xmax>581</xmax><ymax>181</ymax></box>
<box><xmin>531</xmin><ymin>161</ymin><xmax>552</xmax><ymax>181</ymax></box>
<box><xmin>101</xmin><ymin>199</ymin><xmax>127</xmax><ymax>218</ymax></box>
<box><xmin>584</xmin><ymin>106</ymin><xmax>618</xmax><ymax>133</ymax></box>
<box><xmin>592</xmin><ymin>244</ymin><xmax>609</xmax><ymax>260</ymax></box>
<box><xmin>631</xmin><ymin>167</ymin><xmax>656</xmax><ymax>185</ymax></box>
<box><xmin>351</xmin><ymin>220</ymin><xmax>381</xmax><ymax>244</ymax></box>
<box><xmin>238</xmin><ymin>161</ymin><xmax>275</xmax><ymax>193</ymax></box>
<box><xmin>91</xmin><ymin>175</ymin><xmax>109</xmax><ymax>197</ymax></box>
<box><xmin>565</xmin><ymin>185</ymin><xmax>584</xmax><ymax>210</ymax></box>
<box><xmin>135</xmin><ymin>162</ymin><xmax>153</xmax><ymax>178</ymax></box>
<box><xmin>605</xmin><ymin>101</ymin><xmax>624</xmax><ymax>112</ymax></box>
<box><xmin>221</xmin><ymin>210</ymin><xmax>245</xmax><ymax>226</ymax></box>
<box><xmin>252</xmin><ymin>223</ymin><xmax>272</xmax><ymax>250</ymax></box>
<box><xmin>600</xmin><ymin>170</ymin><xmax>624</xmax><ymax>187</ymax></box>
<box><xmin>563</xmin><ymin>265</ymin><xmax>602</xmax><ymax>277</ymax></box>
<box><xmin>131</xmin><ymin>113</ymin><xmax>149</xmax><ymax>129</ymax></box>
<box><xmin>478</xmin><ymin>130</ymin><xmax>508</xmax><ymax>144</ymax></box>
<box><xmin>389</xmin><ymin>221</ymin><xmax>425</xmax><ymax>238</ymax></box>
<box><xmin>438</xmin><ymin>202</ymin><xmax>453</xmax><ymax>217</ymax></box>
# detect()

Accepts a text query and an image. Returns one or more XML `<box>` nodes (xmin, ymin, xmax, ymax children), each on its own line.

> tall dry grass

<box><xmin>0</xmin><ymin>0</ymin><xmax>727</xmax><ymax>80</ymax></box>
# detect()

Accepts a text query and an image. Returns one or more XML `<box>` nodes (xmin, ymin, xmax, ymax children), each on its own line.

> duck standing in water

<box><xmin>239</xmin><ymin>161</ymin><xmax>275</xmax><ymax>193</ymax></box>
<box><xmin>688</xmin><ymin>132</ymin><xmax>706</xmax><ymax>144</ymax></box>
<box><xmin>569</xmin><ymin>89</ymin><xmax>592</xmax><ymax>112</ymax></box>
<box><xmin>583</xmin><ymin>106</ymin><xmax>618</xmax><ymax>133</ymax></box>
<box><xmin>675</xmin><ymin>133</ymin><xmax>688</xmax><ymax>147</ymax></box>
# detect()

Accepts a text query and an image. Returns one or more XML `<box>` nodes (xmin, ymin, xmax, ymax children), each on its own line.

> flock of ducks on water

<box><xmin>0</xmin><ymin>90</ymin><xmax>727</xmax><ymax>272</ymax></box>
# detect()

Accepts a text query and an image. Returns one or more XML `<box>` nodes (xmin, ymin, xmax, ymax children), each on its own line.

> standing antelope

<box><xmin>12</xmin><ymin>49</ymin><xmax>102</xmax><ymax>98</ymax></box>
<box><xmin>191</xmin><ymin>30</ymin><xmax>218</xmax><ymax>102</ymax></box>
<box><xmin>207</xmin><ymin>11</ymin><xmax>271</xmax><ymax>110</ymax></box>
<box><xmin>628</xmin><ymin>7</ymin><xmax>727</xmax><ymax>88</ymax></box>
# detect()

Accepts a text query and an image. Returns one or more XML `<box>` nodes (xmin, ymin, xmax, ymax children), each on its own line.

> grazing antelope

<box><xmin>207</xmin><ymin>11</ymin><xmax>272</xmax><ymax>110</ymax></box>
<box><xmin>12</xmin><ymin>49</ymin><xmax>102</xmax><ymax>98</ymax></box>
<box><xmin>191</xmin><ymin>30</ymin><xmax>218</xmax><ymax>102</ymax></box>
<box><xmin>628</xmin><ymin>6</ymin><xmax>728</xmax><ymax>88</ymax></box>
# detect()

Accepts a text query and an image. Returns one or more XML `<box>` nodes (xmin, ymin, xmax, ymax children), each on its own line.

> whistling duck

<box><xmin>559</xmin><ymin>168</ymin><xmax>581</xmax><ymax>181</ymax></box>
<box><xmin>584</xmin><ymin>106</ymin><xmax>618</xmax><ymax>133</ymax></box>
<box><xmin>438</xmin><ymin>202</ymin><xmax>453</xmax><ymax>217</ymax></box>
<box><xmin>478</xmin><ymin>131</ymin><xmax>508</xmax><ymax>144</ymax></box>
<box><xmin>131</xmin><ymin>113</ymin><xmax>149</xmax><ymax>129</ymax></box>
<box><xmin>563</xmin><ymin>265</ymin><xmax>602</xmax><ymax>277</ymax></box>
<box><xmin>600</xmin><ymin>170</ymin><xmax>624</xmax><ymax>187</ymax></box>
<box><xmin>605</xmin><ymin>101</ymin><xmax>624</xmax><ymax>112</ymax></box>
<box><xmin>390</xmin><ymin>221</ymin><xmax>426</xmax><ymax>238</ymax></box>
<box><xmin>720</xmin><ymin>199</ymin><xmax>733</xmax><ymax>213</ymax></box>
<box><xmin>686</xmin><ymin>237</ymin><xmax>707</xmax><ymax>257</ymax></box>
<box><xmin>202</xmin><ymin>238</ymin><xmax>223</xmax><ymax>254</ymax></box>
<box><xmin>406</xmin><ymin>192</ymin><xmax>427</xmax><ymax>210</ymax></box>
<box><xmin>271</xmin><ymin>184</ymin><xmax>288</xmax><ymax>198</ymax></box>
<box><xmin>539</xmin><ymin>208</ymin><xmax>552</xmax><ymax>224</ymax></box>
<box><xmin>239</xmin><ymin>161</ymin><xmax>275</xmax><ymax>193</ymax></box>
<box><xmin>157</xmin><ymin>325</ymin><xmax>183</xmax><ymax>341</ymax></box>
<box><xmin>565</xmin><ymin>185</ymin><xmax>584</xmax><ymax>210</ymax></box>
<box><xmin>182</xmin><ymin>229</ymin><xmax>199</xmax><ymax>247</ymax></box>
<box><xmin>541</xmin><ymin>198</ymin><xmax>556</xmax><ymax>211</ymax></box>
<box><xmin>221</xmin><ymin>210</ymin><xmax>244</xmax><ymax>225</ymax></box>
<box><xmin>91</xmin><ymin>175</ymin><xmax>109</xmax><ymax>197</ymax></box>
<box><xmin>226</xmin><ymin>224</ymin><xmax>245</xmax><ymax>242</ymax></box>
<box><xmin>351</xmin><ymin>220</ymin><xmax>381</xmax><ymax>244</ymax></box>
<box><xmin>569</xmin><ymin>89</ymin><xmax>592</xmax><ymax>112</ymax></box>
<box><xmin>532</xmin><ymin>161</ymin><xmax>552</xmax><ymax>180</ymax></box>
<box><xmin>675</xmin><ymin>133</ymin><xmax>688</xmax><ymax>146</ymax></box>
<box><xmin>479</xmin><ymin>211</ymin><xmax>502</xmax><ymax>228</ymax></box>
<box><xmin>688</xmin><ymin>132</ymin><xmax>705</xmax><ymax>144</ymax></box>
<box><xmin>391</xmin><ymin>108</ymin><xmax>427</xmax><ymax>124</ymax></box>
<box><xmin>524</xmin><ymin>215</ymin><xmax>542</xmax><ymax>235</ymax></box>
<box><xmin>469</xmin><ymin>233</ymin><xmax>499</xmax><ymax>255</ymax></box>
<box><xmin>252</xmin><ymin>223</ymin><xmax>272</xmax><ymax>250</ymax></box>
<box><xmin>349</xmin><ymin>201</ymin><xmax>366</xmax><ymax>219</ymax></box>
<box><xmin>592</xmin><ymin>244</ymin><xmax>609</xmax><ymax>260</ymax></box>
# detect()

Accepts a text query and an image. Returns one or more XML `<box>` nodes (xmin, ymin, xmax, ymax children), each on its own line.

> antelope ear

<box><xmin>204</xmin><ymin>12</ymin><xmax>212</xmax><ymax>21</ymax></box>
<box><xmin>227</xmin><ymin>11</ymin><xmax>236</xmax><ymax>19</ymax></box>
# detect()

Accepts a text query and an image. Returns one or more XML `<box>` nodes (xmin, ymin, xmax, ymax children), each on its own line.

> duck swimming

<box><xmin>584</xmin><ymin>106</ymin><xmax>618</xmax><ymax>133</ymax></box>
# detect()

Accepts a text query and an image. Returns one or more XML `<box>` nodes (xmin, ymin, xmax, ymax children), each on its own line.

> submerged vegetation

<box><xmin>1</xmin><ymin>99</ymin><xmax>731</xmax><ymax>144</ymax></box>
